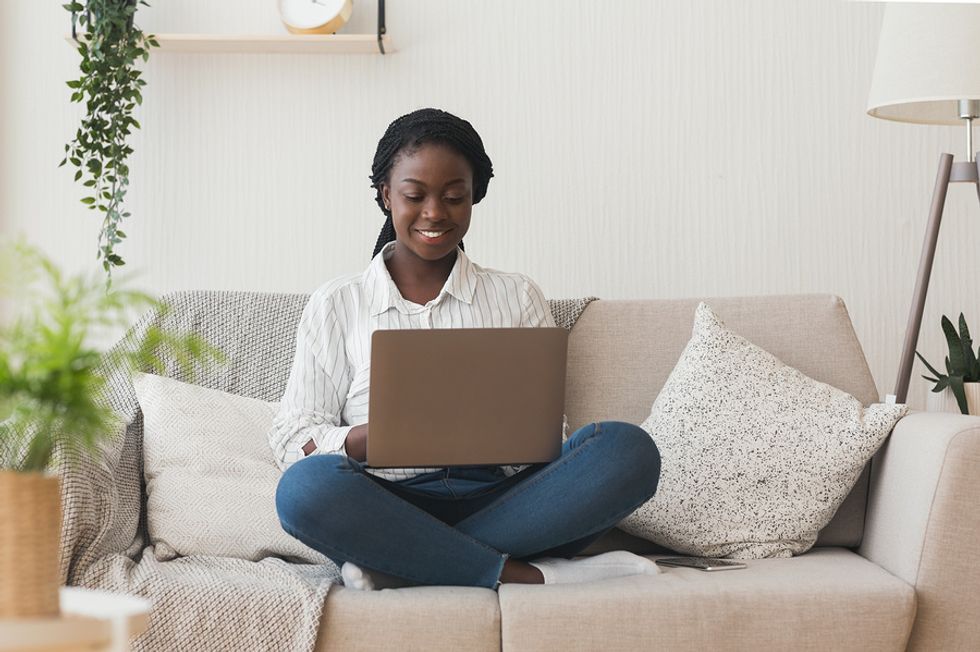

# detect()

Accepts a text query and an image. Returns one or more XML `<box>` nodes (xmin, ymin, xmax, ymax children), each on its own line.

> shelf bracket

<box><xmin>377</xmin><ymin>0</ymin><xmax>386</xmax><ymax>54</ymax></box>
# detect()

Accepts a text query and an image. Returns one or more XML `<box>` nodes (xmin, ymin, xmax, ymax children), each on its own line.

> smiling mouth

<box><xmin>416</xmin><ymin>229</ymin><xmax>452</xmax><ymax>242</ymax></box>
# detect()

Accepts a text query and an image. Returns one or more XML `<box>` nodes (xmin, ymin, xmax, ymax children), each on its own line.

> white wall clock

<box><xmin>279</xmin><ymin>0</ymin><xmax>354</xmax><ymax>35</ymax></box>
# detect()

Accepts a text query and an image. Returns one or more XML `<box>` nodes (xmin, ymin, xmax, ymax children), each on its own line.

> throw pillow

<box><xmin>134</xmin><ymin>372</ymin><xmax>329</xmax><ymax>564</ymax></box>
<box><xmin>618</xmin><ymin>302</ymin><xmax>908</xmax><ymax>558</ymax></box>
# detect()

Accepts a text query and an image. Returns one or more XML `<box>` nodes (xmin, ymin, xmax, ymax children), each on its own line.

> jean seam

<box><xmin>455</xmin><ymin>422</ymin><xmax>602</xmax><ymax>526</ymax></box>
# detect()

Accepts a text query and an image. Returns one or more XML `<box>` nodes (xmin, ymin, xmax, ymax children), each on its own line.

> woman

<box><xmin>271</xmin><ymin>108</ymin><xmax>662</xmax><ymax>590</ymax></box>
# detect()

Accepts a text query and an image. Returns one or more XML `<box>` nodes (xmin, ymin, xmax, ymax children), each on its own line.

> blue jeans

<box><xmin>275</xmin><ymin>420</ymin><xmax>661</xmax><ymax>589</ymax></box>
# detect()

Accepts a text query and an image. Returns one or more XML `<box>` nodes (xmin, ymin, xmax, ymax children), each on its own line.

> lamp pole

<box><xmin>892</xmin><ymin>102</ymin><xmax>980</xmax><ymax>404</ymax></box>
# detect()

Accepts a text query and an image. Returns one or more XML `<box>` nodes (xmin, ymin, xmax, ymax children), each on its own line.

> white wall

<box><xmin>2</xmin><ymin>0</ymin><xmax>978</xmax><ymax>411</ymax></box>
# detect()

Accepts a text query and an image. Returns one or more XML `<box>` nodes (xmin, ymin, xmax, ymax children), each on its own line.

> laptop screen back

<box><xmin>366</xmin><ymin>327</ymin><xmax>568</xmax><ymax>468</ymax></box>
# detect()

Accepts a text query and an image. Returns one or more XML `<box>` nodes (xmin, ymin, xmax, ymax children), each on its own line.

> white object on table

<box><xmin>0</xmin><ymin>586</ymin><xmax>151</xmax><ymax>652</ymax></box>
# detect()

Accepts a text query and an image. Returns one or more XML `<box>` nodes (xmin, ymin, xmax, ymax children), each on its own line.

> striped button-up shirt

<box><xmin>268</xmin><ymin>240</ymin><xmax>568</xmax><ymax>481</ymax></box>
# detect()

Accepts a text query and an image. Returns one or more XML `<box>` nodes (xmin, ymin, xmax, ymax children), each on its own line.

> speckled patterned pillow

<box><xmin>618</xmin><ymin>302</ymin><xmax>908</xmax><ymax>559</ymax></box>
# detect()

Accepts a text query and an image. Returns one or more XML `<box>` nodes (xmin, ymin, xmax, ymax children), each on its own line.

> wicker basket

<box><xmin>0</xmin><ymin>470</ymin><xmax>62</xmax><ymax>618</ymax></box>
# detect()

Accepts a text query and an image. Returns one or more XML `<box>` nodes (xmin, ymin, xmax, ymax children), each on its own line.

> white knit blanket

<box><xmin>54</xmin><ymin>291</ymin><xmax>599</xmax><ymax>652</ymax></box>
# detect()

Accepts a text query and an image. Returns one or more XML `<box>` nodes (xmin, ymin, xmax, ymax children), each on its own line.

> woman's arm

<box><xmin>344</xmin><ymin>423</ymin><xmax>368</xmax><ymax>462</ymax></box>
<box><xmin>268</xmin><ymin>287</ymin><xmax>354</xmax><ymax>471</ymax></box>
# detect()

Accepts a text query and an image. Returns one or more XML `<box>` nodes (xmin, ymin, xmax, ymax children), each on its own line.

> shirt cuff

<box><xmin>311</xmin><ymin>425</ymin><xmax>355</xmax><ymax>457</ymax></box>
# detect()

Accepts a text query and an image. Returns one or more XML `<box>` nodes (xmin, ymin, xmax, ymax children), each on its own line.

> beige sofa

<box><xmin>314</xmin><ymin>295</ymin><xmax>978</xmax><ymax>651</ymax></box>
<box><xmin>58</xmin><ymin>291</ymin><xmax>978</xmax><ymax>651</ymax></box>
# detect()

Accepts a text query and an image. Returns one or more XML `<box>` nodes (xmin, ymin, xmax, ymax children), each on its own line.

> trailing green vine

<box><xmin>60</xmin><ymin>0</ymin><xmax>158</xmax><ymax>285</ymax></box>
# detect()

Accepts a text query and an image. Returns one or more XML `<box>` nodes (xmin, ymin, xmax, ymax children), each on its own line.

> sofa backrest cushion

<box><xmin>564</xmin><ymin>294</ymin><xmax>880</xmax><ymax>548</ymax></box>
<box><xmin>115</xmin><ymin>291</ymin><xmax>876</xmax><ymax>551</ymax></box>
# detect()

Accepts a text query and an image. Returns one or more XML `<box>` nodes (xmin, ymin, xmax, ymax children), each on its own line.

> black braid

<box><xmin>370</xmin><ymin>108</ymin><xmax>494</xmax><ymax>259</ymax></box>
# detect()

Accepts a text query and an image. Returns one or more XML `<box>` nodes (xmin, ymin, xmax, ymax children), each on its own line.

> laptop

<box><xmin>366</xmin><ymin>327</ymin><xmax>568</xmax><ymax>468</ymax></box>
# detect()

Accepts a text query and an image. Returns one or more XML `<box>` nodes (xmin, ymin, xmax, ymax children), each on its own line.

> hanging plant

<box><xmin>60</xmin><ymin>0</ymin><xmax>159</xmax><ymax>284</ymax></box>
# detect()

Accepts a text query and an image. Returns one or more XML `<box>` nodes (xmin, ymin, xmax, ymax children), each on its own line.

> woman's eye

<box><xmin>401</xmin><ymin>194</ymin><xmax>464</xmax><ymax>203</ymax></box>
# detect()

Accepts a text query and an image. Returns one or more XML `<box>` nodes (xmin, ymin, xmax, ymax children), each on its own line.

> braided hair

<box><xmin>370</xmin><ymin>108</ymin><xmax>494</xmax><ymax>259</ymax></box>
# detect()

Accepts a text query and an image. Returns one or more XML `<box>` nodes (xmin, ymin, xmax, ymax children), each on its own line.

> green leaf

<box><xmin>81</xmin><ymin>197</ymin><xmax>95</xmax><ymax>205</ymax></box>
<box><xmin>949</xmin><ymin>375</ymin><xmax>970</xmax><ymax>414</ymax></box>
<box><xmin>943</xmin><ymin>315</ymin><xmax>968</xmax><ymax>374</ymax></box>
<box><xmin>956</xmin><ymin>313</ymin><xmax>978</xmax><ymax>380</ymax></box>
<box><xmin>915</xmin><ymin>350</ymin><xmax>944</xmax><ymax>380</ymax></box>
<box><xmin>73</xmin><ymin>170</ymin><xmax>83</xmax><ymax>182</ymax></box>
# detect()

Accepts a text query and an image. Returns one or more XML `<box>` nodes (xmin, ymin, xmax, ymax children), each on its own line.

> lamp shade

<box><xmin>867</xmin><ymin>3</ymin><xmax>980</xmax><ymax>125</ymax></box>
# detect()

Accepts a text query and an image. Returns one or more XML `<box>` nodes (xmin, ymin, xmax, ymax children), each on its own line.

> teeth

<box><xmin>419</xmin><ymin>230</ymin><xmax>446</xmax><ymax>237</ymax></box>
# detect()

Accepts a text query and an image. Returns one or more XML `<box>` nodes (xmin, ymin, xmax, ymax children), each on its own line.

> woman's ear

<box><xmin>381</xmin><ymin>184</ymin><xmax>391</xmax><ymax>211</ymax></box>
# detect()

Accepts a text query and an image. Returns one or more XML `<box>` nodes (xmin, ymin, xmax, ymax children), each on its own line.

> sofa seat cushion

<box><xmin>315</xmin><ymin>585</ymin><xmax>500</xmax><ymax>651</ymax></box>
<box><xmin>498</xmin><ymin>548</ymin><xmax>915</xmax><ymax>652</ymax></box>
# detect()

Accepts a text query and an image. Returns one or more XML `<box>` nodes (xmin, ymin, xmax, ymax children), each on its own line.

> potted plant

<box><xmin>916</xmin><ymin>313</ymin><xmax>980</xmax><ymax>415</ymax></box>
<box><xmin>0</xmin><ymin>239</ymin><xmax>223</xmax><ymax>618</ymax></box>
<box><xmin>61</xmin><ymin>0</ymin><xmax>158</xmax><ymax>282</ymax></box>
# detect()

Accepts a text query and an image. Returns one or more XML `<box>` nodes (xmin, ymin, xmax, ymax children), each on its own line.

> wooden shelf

<box><xmin>66</xmin><ymin>33</ymin><xmax>392</xmax><ymax>54</ymax></box>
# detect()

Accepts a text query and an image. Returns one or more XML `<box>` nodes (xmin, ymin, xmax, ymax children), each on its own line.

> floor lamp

<box><xmin>866</xmin><ymin>3</ymin><xmax>980</xmax><ymax>404</ymax></box>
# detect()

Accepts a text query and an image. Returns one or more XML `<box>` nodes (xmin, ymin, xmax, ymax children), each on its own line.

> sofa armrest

<box><xmin>859</xmin><ymin>410</ymin><xmax>980</xmax><ymax>651</ymax></box>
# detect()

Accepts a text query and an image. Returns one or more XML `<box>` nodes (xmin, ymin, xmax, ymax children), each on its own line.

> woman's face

<box><xmin>381</xmin><ymin>142</ymin><xmax>473</xmax><ymax>262</ymax></box>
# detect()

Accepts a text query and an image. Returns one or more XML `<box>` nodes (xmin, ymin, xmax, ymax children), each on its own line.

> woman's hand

<box><xmin>301</xmin><ymin>423</ymin><xmax>368</xmax><ymax>460</ymax></box>
<box><xmin>302</xmin><ymin>438</ymin><xmax>317</xmax><ymax>456</ymax></box>
<box><xmin>344</xmin><ymin>423</ymin><xmax>369</xmax><ymax>462</ymax></box>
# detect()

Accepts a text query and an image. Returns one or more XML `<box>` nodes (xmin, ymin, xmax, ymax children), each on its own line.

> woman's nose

<box><xmin>421</xmin><ymin>197</ymin><xmax>448</xmax><ymax>219</ymax></box>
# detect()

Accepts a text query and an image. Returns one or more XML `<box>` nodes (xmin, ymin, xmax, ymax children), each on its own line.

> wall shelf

<box><xmin>65</xmin><ymin>33</ymin><xmax>393</xmax><ymax>54</ymax></box>
<box><xmin>67</xmin><ymin>0</ymin><xmax>389</xmax><ymax>54</ymax></box>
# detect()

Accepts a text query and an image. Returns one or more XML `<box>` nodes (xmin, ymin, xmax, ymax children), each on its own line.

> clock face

<box><xmin>279</xmin><ymin>0</ymin><xmax>349</xmax><ymax>30</ymax></box>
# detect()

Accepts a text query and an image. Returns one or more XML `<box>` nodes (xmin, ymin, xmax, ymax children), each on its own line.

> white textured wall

<box><xmin>2</xmin><ymin>0</ymin><xmax>978</xmax><ymax>411</ymax></box>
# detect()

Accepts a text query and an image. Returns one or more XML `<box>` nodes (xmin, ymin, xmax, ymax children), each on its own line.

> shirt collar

<box><xmin>364</xmin><ymin>240</ymin><xmax>477</xmax><ymax>316</ymax></box>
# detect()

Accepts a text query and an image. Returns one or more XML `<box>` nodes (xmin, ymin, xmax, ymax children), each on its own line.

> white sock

<box><xmin>527</xmin><ymin>550</ymin><xmax>662</xmax><ymax>585</ymax></box>
<box><xmin>341</xmin><ymin>561</ymin><xmax>415</xmax><ymax>590</ymax></box>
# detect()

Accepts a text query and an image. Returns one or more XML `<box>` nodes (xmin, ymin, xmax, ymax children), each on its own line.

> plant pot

<box><xmin>926</xmin><ymin>382</ymin><xmax>980</xmax><ymax>415</ymax></box>
<box><xmin>0</xmin><ymin>470</ymin><xmax>62</xmax><ymax>618</ymax></box>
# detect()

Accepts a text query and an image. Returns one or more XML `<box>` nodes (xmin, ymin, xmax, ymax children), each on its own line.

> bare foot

<box><xmin>498</xmin><ymin>559</ymin><xmax>544</xmax><ymax>585</ymax></box>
